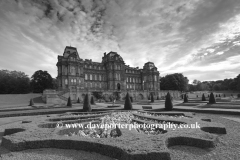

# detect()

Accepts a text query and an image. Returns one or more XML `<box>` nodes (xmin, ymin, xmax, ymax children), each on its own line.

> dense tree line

<box><xmin>188</xmin><ymin>74</ymin><xmax>240</xmax><ymax>91</ymax></box>
<box><xmin>160</xmin><ymin>73</ymin><xmax>189</xmax><ymax>91</ymax></box>
<box><xmin>0</xmin><ymin>70</ymin><xmax>30</xmax><ymax>94</ymax></box>
<box><xmin>0</xmin><ymin>69</ymin><xmax>56</xmax><ymax>94</ymax></box>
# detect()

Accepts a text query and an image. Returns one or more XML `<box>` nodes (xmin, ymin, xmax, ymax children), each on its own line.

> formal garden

<box><xmin>1</xmin><ymin>92</ymin><xmax>240</xmax><ymax>160</ymax></box>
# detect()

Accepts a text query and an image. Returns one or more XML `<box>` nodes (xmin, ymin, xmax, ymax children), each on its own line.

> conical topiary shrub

<box><xmin>124</xmin><ymin>92</ymin><xmax>132</xmax><ymax>110</ymax></box>
<box><xmin>209</xmin><ymin>92</ymin><xmax>216</xmax><ymax>104</ymax></box>
<box><xmin>29</xmin><ymin>98</ymin><xmax>34</xmax><ymax>106</ymax></box>
<box><xmin>165</xmin><ymin>92</ymin><xmax>173</xmax><ymax>111</ymax></box>
<box><xmin>151</xmin><ymin>93</ymin><xmax>154</xmax><ymax>103</ymax></box>
<box><xmin>157</xmin><ymin>95</ymin><xmax>160</xmax><ymax>100</ymax></box>
<box><xmin>224</xmin><ymin>94</ymin><xmax>226</xmax><ymax>97</ymax></box>
<box><xmin>83</xmin><ymin>94</ymin><xmax>92</xmax><ymax>112</ymax></box>
<box><xmin>202</xmin><ymin>94</ymin><xmax>206</xmax><ymax>101</ymax></box>
<box><xmin>216</xmin><ymin>94</ymin><xmax>218</xmax><ymax>97</ymax></box>
<box><xmin>208</xmin><ymin>94</ymin><xmax>209</xmax><ymax>98</ymax></box>
<box><xmin>219</xmin><ymin>94</ymin><xmax>221</xmax><ymax>97</ymax></box>
<box><xmin>67</xmin><ymin>97</ymin><xmax>72</xmax><ymax>107</ymax></box>
<box><xmin>148</xmin><ymin>95</ymin><xmax>150</xmax><ymax>100</ymax></box>
<box><xmin>184</xmin><ymin>94</ymin><xmax>188</xmax><ymax>103</ymax></box>
<box><xmin>196</xmin><ymin>95</ymin><xmax>198</xmax><ymax>98</ymax></box>
<box><xmin>77</xmin><ymin>97</ymin><xmax>80</xmax><ymax>103</ymax></box>
<box><xmin>90</xmin><ymin>96</ymin><xmax>95</xmax><ymax>105</ymax></box>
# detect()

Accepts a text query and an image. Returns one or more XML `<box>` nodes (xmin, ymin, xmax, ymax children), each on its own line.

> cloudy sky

<box><xmin>0</xmin><ymin>0</ymin><xmax>240</xmax><ymax>83</ymax></box>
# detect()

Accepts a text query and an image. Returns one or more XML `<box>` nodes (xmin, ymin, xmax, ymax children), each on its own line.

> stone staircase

<box><xmin>57</xmin><ymin>89</ymin><xmax>70</xmax><ymax>102</ymax></box>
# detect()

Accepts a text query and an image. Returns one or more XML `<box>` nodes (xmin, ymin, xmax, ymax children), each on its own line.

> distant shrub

<box><xmin>151</xmin><ymin>93</ymin><xmax>154</xmax><ymax>102</ymax></box>
<box><xmin>202</xmin><ymin>94</ymin><xmax>206</xmax><ymax>101</ymax></box>
<box><xmin>124</xmin><ymin>92</ymin><xmax>132</xmax><ymax>110</ymax></box>
<box><xmin>184</xmin><ymin>94</ymin><xmax>188</xmax><ymax>103</ymax></box>
<box><xmin>165</xmin><ymin>92</ymin><xmax>173</xmax><ymax>111</ymax></box>
<box><xmin>77</xmin><ymin>97</ymin><xmax>80</xmax><ymax>103</ymax></box>
<box><xmin>130</xmin><ymin>97</ymin><xmax>133</xmax><ymax>103</ymax></box>
<box><xmin>83</xmin><ymin>94</ymin><xmax>92</xmax><ymax>112</ymax></box>
<box><xmin>209</xmin><ymin>92</ymin><xmax>216</xmax><ymax>104</ymax></box>
<box><xmin>67</xmin><ymin>97</ymin><xmax>72</xmax><ymax>107</ymax></box>
<box><xmin>224</xmin><ymin>94</ymin><xmax>226</xmax><ymax>97</ymax></box>
<box><xmin>90</xmin><ymin>96</ymin><xmax>95</xmax><ymax>105</ymax></box>
<box><xmin>238</xmin><ymin>94</ymin><xmax>240</xmax><ymax>98</ymax></box>
<box><xmin>29</xmin><ymin>99</ymin><xmax>34</xmax><ymax>106</ymax></box>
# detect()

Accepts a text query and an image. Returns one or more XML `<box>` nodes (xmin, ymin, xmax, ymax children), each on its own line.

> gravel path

<box><xmin>0</xmin><ymin>148</ymin><xmax>116</xmax><ymax>160</ymax></box>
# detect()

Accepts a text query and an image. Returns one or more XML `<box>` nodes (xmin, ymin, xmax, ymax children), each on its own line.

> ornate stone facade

<box><xmin>56</xmin><ymin>46</ymin><xmax>162</xmax><ymax>101</ymax></box>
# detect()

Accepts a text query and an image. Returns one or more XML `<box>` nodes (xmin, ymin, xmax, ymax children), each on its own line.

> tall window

<box><xmin>99</xmin><ymin>75</ymin><xmax>102</xmax><ymax>81</ymax></box>
<box><xmin>90</xmin><ymin>74</ymin><xmax>92</xmax><ymax>80</ymax></box>
<box><xmin>71</xmin><ymin>67</ymin><xmax>75</xmax><ymax>75</ymax></box>
<box><xmin>85</xmin><ymin>74</ymin><xmax>88</xmax><ymax>80</ymax></box>
<box><xmin>74</xmin><ymin>79</ymin><xmax>76</xmax><ymax>85</ymax></box>
<box><xmin>100</xmin><ymin>83</ymin><xmax>102</xmax><ymax>88</ymax></box>
<box><xmin>95</xmin><ymin>74</ymin><xmax>97</xmax><ymax>80</ymax></box>
<box><xmin>65</xmin><ymin>79</ymin><xmax>68</xmax><ymax>85</ymax></box>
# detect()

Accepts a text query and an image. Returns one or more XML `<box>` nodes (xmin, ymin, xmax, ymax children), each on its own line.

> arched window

<box><xmin>89</xmin><ymin>65</ymin><xmax>92</xmax><ymax>69</ymax></box>
<box><xmin>127</xmin><ymin>84</ymin><xmax>129</xmax><ymax>89</ymax></box>
<box><xmin>85</xmin><ymin>74</ymin><xmax>87</xmax><ymax>80</ymax></box>
<box><xmin>71</xmin><ymin>79</ymin><xmax>73</xmax><ymax>85</ymax></box>
<box><xmin>99</xmin><ymin>75</ymin><xmax>102</xmax><ymax>81</ymax></box>
<box><xmin>65</xmin><ymin>79</ymin><xmax>68</xmax><ymax>85</ymax></box>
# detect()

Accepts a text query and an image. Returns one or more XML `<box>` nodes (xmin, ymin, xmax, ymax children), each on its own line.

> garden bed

<box><xmin>1</xmin><ymin>111</ymin><xmax>226</xmax><ymax>160</ymax></box>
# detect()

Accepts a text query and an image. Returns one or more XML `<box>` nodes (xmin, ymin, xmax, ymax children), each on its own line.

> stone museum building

<box><xmin>43</xmin><ymin>46</ymin><xmax>179</xmax><ymax>104</ymax></box>
<box><xmin>56</xmin><ymin>46</ymin><xmax>160</xmax><ymax>100</ymax></box>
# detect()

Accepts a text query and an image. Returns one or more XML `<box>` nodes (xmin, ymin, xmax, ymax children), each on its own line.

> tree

<box><xmin>193</xmin><ymin>79</ymin><xmax>201</xmax><ymax>85</ymax></box>
<box><xmin>0</xmin><ymin>70</ymin><xmax>30</xmax><ymax>94</ymax></box>
<box><xmin>202</xmin><ymin>94</ymin><xmax>206</xmax><ymax>101</ymax></box>
<box><xmin>30</xmin><ymin>70</ymin><xmax>54</xmax><ymax>93</ymax></box>
<box><xmin>165</xmin><ymin>92</ymin><xmax>173</xmax><ymax>111</ymax></box>
<box><xmin>67</xmin><ymin>97</ymin><xmax>72</xmax><ymax>107</ymax></box>
<box><xmin>209</xmin><ymin>92</ymin><xmax>216</xmax><ymax>104</ymax></box>
<box><xmin>160</xmin><ymin>73</ymin><xmax>189</xmax><ymax>91</ymax></box>
<box><xmin>83</xmin><ymin>94</ymin><xmax>92</xmax><ymax>112</ymax></box>
<box><xmin>124</xmin><ymin>92</ymin><xmax>132</xmax><ymax>110</ymax></box>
